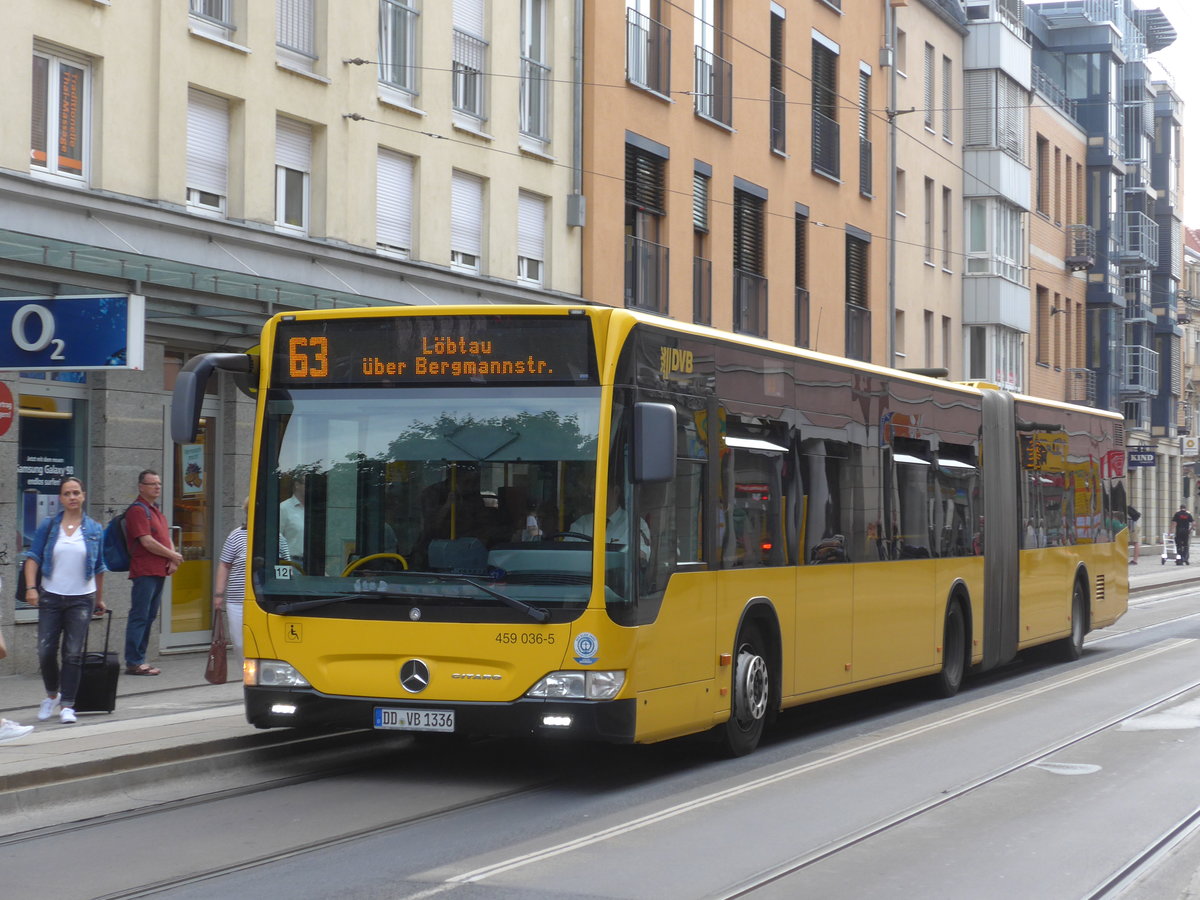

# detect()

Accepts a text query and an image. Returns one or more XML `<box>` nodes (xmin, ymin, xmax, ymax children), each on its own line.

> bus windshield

<box><xmin>256</xmin><ymin>386</ymin><xmax>604</xmax><ymax>618</ymax></box>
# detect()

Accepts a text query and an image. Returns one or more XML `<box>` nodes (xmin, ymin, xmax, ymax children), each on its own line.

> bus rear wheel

<box><xmin>932</xmin><ymin>601</ymin><xmax>966</xmax><ymax>698</ymax></box>
<box><xmin>720</xmin><ymin>626</ymin><xmax>770</xmax><ymax>757</ymax></box>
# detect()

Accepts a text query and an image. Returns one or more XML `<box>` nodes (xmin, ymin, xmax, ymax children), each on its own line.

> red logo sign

<box><xmin>1105</xmin><ymin>450</ymin><xmax>1126</xmax><ymax>478</ymax></box>
<box><xmin>0</xmin><ymin>382</ymin><xmax>12</xmax><ymax>437</ymax></box>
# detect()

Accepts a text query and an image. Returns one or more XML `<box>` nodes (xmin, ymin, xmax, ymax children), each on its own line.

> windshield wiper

<box><xmin>413</xmin><ymin>571</ymin><xmax>551</xmax><ymax>623</ymax></box>
<box><xmin>275</xmin><ymin>592</ymin><xmax>413</xmax><ymax>614</ymax></box>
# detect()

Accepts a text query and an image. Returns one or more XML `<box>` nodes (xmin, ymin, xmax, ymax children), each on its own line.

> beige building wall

<box><xmin>891</xmin><ymin>0</ymin><xmax>966</xmax><ymax>376</ymax></box>
<box><xmin>1026</xmin><ymin>91</ymin><xmax>1088</xmax><ymax>403</ymax></box>
<box><xmin>582</xmin><ymin>1</ymin><xmax>887</xmax><ymax>359</ymax></box>
<box><xmin>3</xmin><ymin>0</ymin><xmax>582</xmax><ymax>297</ymax></box>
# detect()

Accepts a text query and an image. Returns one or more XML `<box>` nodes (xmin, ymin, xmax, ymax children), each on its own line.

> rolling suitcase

<box><xmin>74</xmin><ymin>609</ymin><xmax>119</xmax><ymax>713</ymax></box>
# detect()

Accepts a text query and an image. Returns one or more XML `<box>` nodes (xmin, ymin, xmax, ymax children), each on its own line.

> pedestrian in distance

<box><xmin>0</xmin><ymin>589</ymin><xmax>34</xmax><ymax>741</ymax></box>
<box><xmin>214</xmin><ymin>497</ymin><xmax>252</xmax><ymax>655</ymax></box>
<box><xmin>22</xmin><ymin>476</ymin><xmax>108</xmax><ymax>725</ymax></box>
<box><xmin>1171</xmin><ymin>504</ymin><xmax>1194</xmax><ymax>566</ymax></box>
<box><xmin>1127</xmin><ymin>505</ymin><xmax>1141</xmax><ymax>564</ymax></box>
<box><xmin>123</xmin><ymin>470</ymin><xmax>183</xmax><ymax>676</ymax></box>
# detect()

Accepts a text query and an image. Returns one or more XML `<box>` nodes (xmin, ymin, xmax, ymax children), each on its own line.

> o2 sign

<box><xmin>0</xmin><ymin>294</ymin><xmax>145</xmax><ymax>371</ymax></box>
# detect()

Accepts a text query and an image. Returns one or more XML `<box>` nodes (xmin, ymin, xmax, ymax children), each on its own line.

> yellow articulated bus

<box><xmin>172</xmin><ymin>306</ymin><xmax>1129</xmax><ymax>756</ymax></box>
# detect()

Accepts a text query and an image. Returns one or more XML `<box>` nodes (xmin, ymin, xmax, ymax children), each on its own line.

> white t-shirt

<box><xmin>42</xmin><ymin>527</ymin><xmax>96</xmax><ymax>596</ymax></box>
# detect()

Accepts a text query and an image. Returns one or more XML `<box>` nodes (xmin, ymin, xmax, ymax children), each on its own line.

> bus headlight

<box><xmin>526</xmin><ymin>670</ymin><xmax>625</xmax><ymax>700</ymax></box>
<box><xmin>247</xmin><ymin>659</ymin><xmax>311</xmax><ymax>688</ymax></box>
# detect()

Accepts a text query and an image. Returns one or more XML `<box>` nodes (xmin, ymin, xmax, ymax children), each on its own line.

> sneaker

<box><xmin>0</xmin><ymin>719</ymin><xmax>34</xmax><ymax>743</ymax></box>
<box><xmin>38</xmin><ymin>694</ymin><xmax>60</xmax><ymax>721</ymax></box>
<box><xmin>59</xmin><ymin>708</ymin><xmax>77</xmax><ymax>725</ymax></box>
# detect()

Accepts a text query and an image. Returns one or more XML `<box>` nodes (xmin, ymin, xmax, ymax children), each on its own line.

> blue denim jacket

<box><xmin>23</xmin><ymin>511</ymin><xmax>108</xmax><ymax>580</ymax></box>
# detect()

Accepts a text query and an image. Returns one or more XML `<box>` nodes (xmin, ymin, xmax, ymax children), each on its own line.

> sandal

<box><xmin>125</xmin><ymin>664</ymin><xmax>161</xmax><ymax>676</ymax></box>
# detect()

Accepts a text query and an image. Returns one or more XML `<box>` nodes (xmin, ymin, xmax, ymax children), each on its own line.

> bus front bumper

<box><xmin>244</xmin><ymin>685</ymin><xmax>637</xmax><ymax>743</ymax></box>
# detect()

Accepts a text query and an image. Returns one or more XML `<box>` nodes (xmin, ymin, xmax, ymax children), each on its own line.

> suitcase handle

<box><xmin>82</xmin><ymin>607</ymin><xmax>113</xmax><ymax>655</ymax></box>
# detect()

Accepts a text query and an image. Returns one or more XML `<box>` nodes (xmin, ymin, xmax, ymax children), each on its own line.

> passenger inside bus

<box><xmin>569</xmin><ymin>492</ymin><xmax>651</xmax><ymax>563</ymax></box>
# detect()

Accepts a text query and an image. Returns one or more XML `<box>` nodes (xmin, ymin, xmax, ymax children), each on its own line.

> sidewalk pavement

<box><xmin>1</xmin><ymin>554</ymin><xmax>1198</xmax><ymax>803</ymax></box>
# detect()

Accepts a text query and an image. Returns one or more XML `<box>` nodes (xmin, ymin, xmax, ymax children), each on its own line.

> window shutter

<box><xmin>517</xmin><ymin>191</ymin><xmax>545</xmax><ymax>261</ymax></box>
<box><xmin>276</xmin><ymin>117</ymin><xmax>311</xmax><ymax>172</ymax></box>
<box><xmin>277</xmin><ymin>0</ymin><xmax>315</xmax><ymax>54</ymax></box>
<box><xmin>187</xmin><ymin>89</ymin><xmax>228</xmax><ymax>196</ymax></box>
<box><xmin>454</xmin><ymin>0</ymin><xmax>484</xmax><ymax>36</ymax></box>
<box><xmin>693</xmin><ymin>171</ymin><xmax>709</xmax><ymax>232</ymax></box>
<box><xmin>795</xmin><ymin>214</ymin><xmax>808</xmax><ymax>288</ymax></box>
<box><xmin>942</xmin><ymin>56</ymin><xmax>952</xmax><ymax>138</ymax></box>
<box><xmin>846</xmin><ymin>236</ymin><xmax>868</xmax><ymax>306</ymax></box>
<box><xmin>812</xmin><ymin>43</ymin><xmax>837</xmax><ymax>119</ymax></box>
<box><xmin>923</xmin><ymin>43</ymin><xmax>934</xmax><ymax>128</ymax></box>
<box><xmin>377</xmin><ymin>148</ymin><xmax>413</xmax><ymax>251</ymax></box>
<box><xmin>963</xmin><ymin>70</ymin><xmax>994</xmax><ymax>147</ymax></box>
<box><xmin>732</xmin><ymin>189</ymin><xmax>764</xmax><ymax>275</ymax></box>
<box><xmin>450</xmin><ymin>171</ymin><xmax>483</xmax><ymax>257</ymax></box>
<box><xmin>625</xmin><ymin>146</ymin><xmax>665</xmax><ymax>216</ymax></box>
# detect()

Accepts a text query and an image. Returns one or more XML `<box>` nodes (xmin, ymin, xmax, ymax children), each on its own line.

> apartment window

<box><xmin>941</xmin><ymin>187</ymin><xmax>952</xmax><ymax>269</ymax></box>
<box><xmin>625</xmin><ymin>141</ymin><xmax>667</xmax><ymax>312</ymax></box>
<box><xmin>626</xmin><ymin>0</ymin><xmax>669</xmax><ymax>96</ymax></box>
<box><xmin>769</xmin><ymin>8</ymin><xmax>785</xmax><ymax>154</ymax></box>
<box><xmin>966</xmin><ymin>198</ymin><xmax>1026</xmax><ymax>284</ymax></box>
<box><xmin>942</xmin><ymin>55</ymin><xmax>952</xmax><ymax>140</ymax></box>
<box><xmin>923</xmin><ymin>43</ymin><xmax>934</xmax><ymax>130</ymax></box>
<box><xmin>453</xmin><ymin>0</ymin><xmax>487</xmax><ymax>122</ymax></box>
<box><xmin>450</xmin><ymin>170</ymin><xmax>484</xmax><ymax>272</ymax></box>
<box><xmin>517</xmin><ymin>191</ymin><xmax>546</xmax><ymax>285</ymax></box>
<box><xmin>31</xmin><ymin>47</ymin><xmax>90</xmax><ymax>181</ymax></box>
<box><xmin>1053</xmin><ymin>146</ymin><xmax>1062</xmax><ymax>223</ymax></box>
<box><xmin>895</xmin><ymin>309</ymin><xmax>906</xmax><ymax>360</ymax></box>
<box><xmin>694</xmin><ymin>0</ymin><xmax>731</xmax><ymax>126</ymax></box>
<box><xmin>859</xmin><ymin>68</ymin><xmax>872</xmax><ymax>196</ymax></box>
<box><xmin>941</xmin><ymin>316</ymin><xmax>951</xmax><ymax>371</ymax></box>
<box><xmin>186</xmin><ymin>89</ymin><xmax>229</xmax><ymax>216</ymax></box>
<box><xmin>895</xmin><ymin>29</ymin><xmax>907</xmax><ymax>76</ymax></box>
<box><xmin>924</xmin><ymin>310</ymin><xmax>934</xmax><ymax>368</ymax></box>
<box><xmin>520</xmin><ymin>0</ymin><xmax>550</xmax><ymax>143</ymax></box>
<box><xmin>190</xmin><ymin>0</ymin><xmax>235</xmax><ymax>40</ymax></box>
<box><xmin>895</xmin><ymin>168</ymin><xmax>906</xmax><ymax>215</ymax></box>
<box><xmin>377</xmin><ymin>148</ymin><xmax>414</xmax><ymax>257</ymax></box>
<box><xmin>964</xmin><ymin>69</ymin><xmax>1026</xmax><ymax>162</ymax></box>
<box><xmin>277</xmin><ymin>0</ymin><xmax>317</xmax><ymax>71</ymax></box>
<box><xmin>812</xmin><ymin>36</ymin><xmax>839</xmax><ymax>179</ymax></box>
<box><xmin>1035</xmin><ymin>134</ymin><xmax>1049</xmax><ymax>215</ymax></box>
<box><xmin>1064</xmin><ymin>154</ymin><xmax>1074</xmax><ymax>223</ymax></box>
<box><xmin>379</xmin><ymin>0</ymin><xmax>419</xmax><ymax>98</ymax></box>
<box><xmin>733</xmin><ymin>186</ymin><xmax>766</xmax><ymax>338</ymax></box>
<box><xmin>1036</xmin><ymin>286</ymin><xmax>1050</xmax><ymax>364</ymax></box>
<box><xmin>275</xmin><ymin>117</ymin><xmax>311</xmax><ymax>234</ymax></box>
<box><xmin>923</xmin><ymin>177</ymin><xmax>934</xmax><ymax>264</ymax></box>
<box><xmin>694</xmin><ymin>167</ymin><xmax>712</xmax><ymax>325</ymax></box>
<box><xmin>846</xmin><ymin>231</ymin><xmax>871</xmax><ymax>361</ymax></box>
<box><xmin>795</xmin><ymin>211</ymin><xmax>809</xmax><ymax>348</ymax></box>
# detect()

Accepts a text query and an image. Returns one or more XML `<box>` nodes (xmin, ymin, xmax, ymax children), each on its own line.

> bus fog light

<box><xmin>254</xmin><ymin>660</ymin><xmax>311</xmax><ymax>687</ymax></box>
<box><xmin>585</xmin><ymin>671</ymin><xmax>625</xmax><ymax>700</ymax></box>
<box><xmin>542</xmin><ymin>715</ymin><xmax>573</xmax><ymax>728</ymax></box>
<box><xmin>271</xmin><ymin>703</ymin><xmax>298</xmax><ymax>715</ymax></box>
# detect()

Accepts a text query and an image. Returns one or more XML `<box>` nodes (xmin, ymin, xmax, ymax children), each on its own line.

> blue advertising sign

<box><xmin>1127</xmin><ymin>447</ymin><xmax>1156</xmax><ymax>467</ymax></box>
<box><xmin>0</xmin><ymin>294</ymin><xmax>145</xmax><ymax>371</ymax></box>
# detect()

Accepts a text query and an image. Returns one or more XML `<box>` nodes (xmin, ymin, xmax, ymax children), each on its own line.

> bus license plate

<box><xmin>374</xmin><ymin>707</ymin><xmax>455</xmax><ymax>733</ymax></box>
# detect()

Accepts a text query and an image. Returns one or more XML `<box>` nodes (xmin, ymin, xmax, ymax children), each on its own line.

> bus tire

<box><xmin>1052</xmin><ymin>578</ymin><xmax>1088</xmax><ymax>662</ymax></box>
<box><xmin>932</xmin><ymin>600</ymin><xmax>967</xmax><ymax>698</ymax></box>
<box><xmin>720</xmin><ymin>625</ymin><xmax>771</xmax><ymax>757</ymax></box>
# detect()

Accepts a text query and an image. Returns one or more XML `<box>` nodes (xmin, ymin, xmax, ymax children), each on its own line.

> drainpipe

<box><xmin>885</xmin><ymin>0</ymin><xmax>898</xmax><ymax>367</ymax></box>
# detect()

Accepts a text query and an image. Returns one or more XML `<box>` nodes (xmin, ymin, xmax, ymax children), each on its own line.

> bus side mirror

<box><xmin>633</xmin><ymin>402</ymin><xmax>676</xmax><ymax>483</ymax></box>
<box><xmin>171</xmin><ymin>352</ymin><xmax>252</xmax><ymax>443</ymax></box>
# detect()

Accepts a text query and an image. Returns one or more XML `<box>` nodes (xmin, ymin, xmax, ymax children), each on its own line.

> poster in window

<box><xmin>181</xmin><ymin>443</ymin><xmax>205</xmax><ymax>494</ymax></box>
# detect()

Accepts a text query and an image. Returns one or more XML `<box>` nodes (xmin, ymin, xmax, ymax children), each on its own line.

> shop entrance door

<box><xmin>161</xmin><ymin>406</ymin><xmax>219</xmax><ymax>649</ymax></box>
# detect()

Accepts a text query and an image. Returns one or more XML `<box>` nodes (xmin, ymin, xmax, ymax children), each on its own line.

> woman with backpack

<box><xmin>21</xmin><ymin>476</ymin><xmax>107</xmax><ymax>725</ymax></box>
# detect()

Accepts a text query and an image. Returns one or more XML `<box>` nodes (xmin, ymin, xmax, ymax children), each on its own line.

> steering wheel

<box><xmin>342</xmin><ymin>553</ymin><xmax>409</xmax><ymax>577</ymax></box>
<box><xmin>548</xmin><ymin>531</ymin><xmax>592</xmax><ymax>542</ymax></box>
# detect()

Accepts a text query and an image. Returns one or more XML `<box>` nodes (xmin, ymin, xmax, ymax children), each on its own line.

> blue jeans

<box><xmin>125</xmin><ymin>575</ymin><xmax>165</xmax><ymax>668</ymax></box>
<box><xmin>37</xmin><ymin>591</ymin><xmax>95</xmax><ymax>705</ymax></box>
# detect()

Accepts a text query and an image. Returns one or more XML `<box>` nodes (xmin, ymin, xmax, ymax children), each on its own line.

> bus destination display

<box><xmin>274</xmin><ymin>315</ymin><xmax>596</xmax><ymax>386</ymax></box>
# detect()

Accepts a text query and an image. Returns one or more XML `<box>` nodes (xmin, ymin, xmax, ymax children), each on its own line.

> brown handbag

<box><xmin>204</xmin><ymin>611</ymin><xmax>228</xmax><ymax>684</ymax></box>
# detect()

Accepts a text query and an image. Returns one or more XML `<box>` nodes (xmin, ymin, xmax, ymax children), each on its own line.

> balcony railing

<box><xmin>1066</xmin><ymin>368</ymin><xmax>1096</xmax><ymax>405</ymax></box>
<box><xmin>770</xmin><ymin>87</ymin><xmax>786</xmax><ymax>154</ymax></box>
<box><xmin>626</xmin><ymin>8</ymin><xmax>670</xmax><ymax>97</ymax></box>
<box><xmin>1031</xmin><ymin>65</ymin><xmax>1077</xmax><ymax>120</ymax></box>
<box><xmin>1121</xmin><ymin>210</ymin><xmax>1159</xmax><ymax>270</ymax></box>
<box><xmin>734</xmin><ymin>270</ymin><xmax>767</xmax><ymax>338</ymax></box>
<box><xmin>625</xmin><ymin>235</ymin><xmax>669</xmax><ymax>314</ymax></box>
<box><xmin>846</xmin><ymin>302</ymin><xmax>871</xmax><ymax>362</ymax></box>
<box><xmin>694</xmin><ymin>45</ymin><xmax>732</xmax><ymax>127</ymax></box>
<box><xmin>795</xmin><ymin>287</ymin><xmax>810</xmax><ymax>348</ymax></box>
<box><xmin>859</xmin><ymin>137</ymin><xmax>872</xmax><ymax>197</ymax></box>
<box><xmin>1066</xmin><ymin>224</ymin><xmax>1096</xmax><ymax>271</ymax></box>
<box><xmin>693</xmin><ymin>256</ymin><xmax>712</xmax><ymax>326</ymax></box>
<box><xmin>1125</xmin><ymin>293</ymin><xmax>1154</xmax><ymax>322</ymax></box>
<box><xmin>813</xmin><ymin>110</ymin><xmax>840</xmax><ymax>179</ymax></box>
<box><xmin>520</xmin><ymin>57</ymin><xmax>551</xmax><ymax>142</ymax></box>
<box><xmin>1121</xmin><ymin>343</ymin><xmax>1159</xmax><ymax>395</ymax></box>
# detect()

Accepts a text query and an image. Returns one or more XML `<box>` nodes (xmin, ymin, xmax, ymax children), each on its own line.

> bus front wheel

<box><xmin>720</xmin><ymin>626</ymin><xmax>770</xmax><ymax>757</ymax></box>
<box><xmin>1052</xmin><ymin>580</ymin><xmax>1088</xmax><ymax>662</ymax></box>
